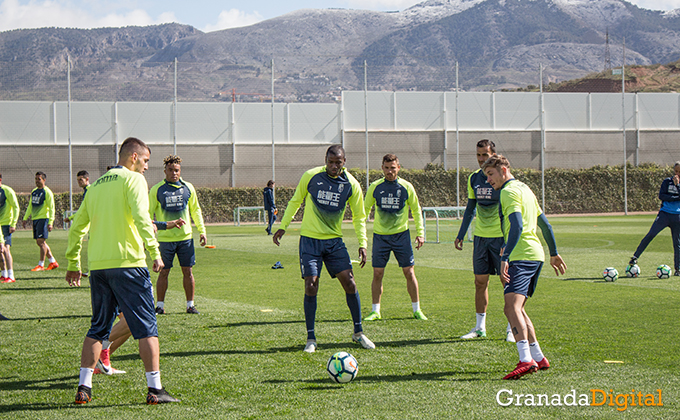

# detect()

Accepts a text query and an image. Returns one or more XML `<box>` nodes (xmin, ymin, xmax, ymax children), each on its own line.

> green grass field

<box><xmin>1</xmin><ymin>215</ymin><xmax>679</xmax><ymax>419</ymax></box>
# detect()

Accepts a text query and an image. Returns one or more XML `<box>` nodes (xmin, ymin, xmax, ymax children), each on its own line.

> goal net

<box><xmin>233</xmin><ymin>206</ymin><xmax>266</xmax><ymax>226</ymax></box>
<box><xmin>422</xmin><ymin>206</ymin><xmax>474</xmax><ymax>244</ymax></box>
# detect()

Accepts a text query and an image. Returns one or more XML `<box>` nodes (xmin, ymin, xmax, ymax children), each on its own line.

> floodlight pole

<box><xmin>364</xmin><ymin>60</ymin><xmax>369</xmax><ymax>191</ymax></box>
<box><xmin>455</xmin><ymin>61</ymin><xmax>460</xmax><ymax>208</ymax></box>
<box><xmin>622</xmin><ymin>38</ymin><xmax>628</xmax><ymax>215</ymax></box>
<box><xmin>271</xmin><ymin>58</ymin><xmax>276</xmax><ymax>184</ymax></box>
<box><xmin>173</xmin><ymin>57</ymin><xmax>178</xmax><ymax>155</ymax></box>
<box><xmin>67</xmin><ymin>54</ymin><xmax>73</xmax><ymax>213</ymax></box>
<box><xmin>540</xmin><ymin>64</ymin><xmax>545</xmax><ymax>213</ymax></box>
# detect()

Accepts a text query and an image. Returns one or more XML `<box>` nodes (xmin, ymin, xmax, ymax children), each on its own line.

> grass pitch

<box><xmin>1</xmin><ymin>215</ymin><xmax>679</xmax><ymax>419</ymax></box>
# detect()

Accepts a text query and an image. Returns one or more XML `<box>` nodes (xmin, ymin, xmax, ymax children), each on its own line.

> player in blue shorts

<box><xmin>628</xmin><ymin>161</ymin><xmax>680</xmax><ymax>276</ymax></box>
<box><xmin>455</xmin><ymin>139</ymin><xmax>514</xmax><ymax>341</ymax></box>
<box><xmin>363</xmin><ymin>154</ymin><xmax>427</xmax><ymax>320</ymax></box>
<box><xmin>0</xmin><ymin>174</ymin><xmax>19</xmax><ymax>283</ymax></box>
<box><xmin>66</xmin><ymin>137</ymin><xmax>179</xmax><ymax>404</ymax></box>
<box><xmin>22</xmin><ymin>171</ymin><xmax>58</xmax><ymax>271</ymax></box>
<box><xmin>273</xmin><ymin>145</ymin><xmax>374</xmax><ymax>353</ymax></box>
<box><xmin>482</xmin><ymin>154</ymin><xmax>567</xmax><ymax>380</ymax></box>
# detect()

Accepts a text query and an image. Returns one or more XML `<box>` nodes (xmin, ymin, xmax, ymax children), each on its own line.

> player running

<box><xmin>455</xmin><ymin>140</ymin><xmax>513</xmax><ymax>341</ymax></box>
<box><xmin>482</xmin><ymin>154</ymin><xmax>567</xmax><ymax>380</ymax></box>
<box><xmin>0</xmin><ymin>174</ymin><xmax>19</xmax><ymax>283</ymax></box>
<box><xmin>149</xmin><ymin>155</ymin><xmax>207</xmax><ymax>315</ymax></box>
<box><xmin>273</xmin><ymin>145</ymin><xmax>374</xmax><ymax>353</ymax></box>
<box><xmin>363</xmin><ymin>154</ymin><xmax>427</xmax><ymax>321</ymax></box>
<box><xmin>628</xmin><ymin>161</ymin><xmax>680</xmax><ymax>276</ymax></box>
<box><xmin>22</xmin><ymin>171</ymin><xmax>58</xmax><ymax>271</ymax></box>
<box><xmin>66</xmin><ymin>137</ymin><xmax>179</xmax><ymax>404</ymax></box>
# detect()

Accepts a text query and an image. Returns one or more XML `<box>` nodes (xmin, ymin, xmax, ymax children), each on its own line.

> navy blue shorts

<box><xmin>1</xmin><ymin>225</ymin><xmax>12</xmax><ymax>246</ymax></box>
<box><xmin>159</xmin><ymin>239</ymin><xmax>196</xmax><ymax>268</ymax></box>
<box><xmin>32</xmin><ymin>219</ymin><xmax>49</xmax><ymax>240</ymax></box>
<box><xmin>372</xmin><ymin>231</ymin><xmax>415</xmax><ymax>268</ymax></box>
<box><xmin>473</xmin><ymin>236</ymin><xmax>503</xmax><ymax>275</ymax></box>
<box><xmin>299</xmin><ymin>236</ymin><xmax>352</xmax><ymax>278</ymax></box>
<box><xmin>504</xmin><ymin>261</ymin><xmax>543</xmax><ymax>298</ymax></box>
<box><xmin>87</xmin><ymin>267</ymin><xmax>158</xmax><ymax>341</ymax></box>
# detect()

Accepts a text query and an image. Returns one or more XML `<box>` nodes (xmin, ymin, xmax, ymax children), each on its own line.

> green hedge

<box><xmin>16</xmin><ymin>163</ymin><xmax>672</xmax><ymax>228</ymax></box>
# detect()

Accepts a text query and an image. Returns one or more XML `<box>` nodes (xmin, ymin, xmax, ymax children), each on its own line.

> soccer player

<box><xmin>0</xmin><ymin>174</ymin><xmax>19</xmax><ymax>283</ymax></box>
<box><xmin>22</xmin><ymin>171</ymin><xmax>57</xmax><ymax>271</ymax></box>
<box><xmin>481</xmin><ymin>154</ymin><xmax>567</xmax><ymax>380</ymax></box>
<box><xmin>149</xmin><ymin>155</ymin><xmax>207</xmax><ymax>315</ymax></box>
<box><xmin>273</xmin><ymin>145</ymin><xmax>374</xmax><ymax>353</ymax></box>
<box><xmin>66</xmin><ymin>137</ymin><xmax>179</xmax><ymax>404</ymax></box>
<box><xmin>455</xmin><ymin>140</ymin><xmax>514</xmax><ymax>341</ymax></box>
<box><xmin>363</xmin><ymin>154</ymin><xmax>427</xmax><ymax>321</ymax></box>
<box><xmin>264</xmin><ymin>180</ymin><xmax>277</xmax><ymax>235</ymax></box>
<box><xmin>64</xmin><ymin>170</ymin><xmax>90</xmax><ymax>223</ymax></box>
<box><xmin>629</xmin><ymin>161</ymin><xmax>680</xmax><ymax>276</ymax></box>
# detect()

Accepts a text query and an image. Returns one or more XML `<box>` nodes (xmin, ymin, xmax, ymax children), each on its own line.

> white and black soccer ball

<box><xmin>656</xmin><ymin>264</ymin><xmax>672</xmax><ymax>279</ymax></box>
<box><xmin>326</xmin><ymin>351</ymin><xmax>358</xmax><ymax>383</ymax></box>
<box><xmin>625</xmin><ymin>264</ymin><xmax>640</xmax><ymax>278</ymax></box>
<box><xmin>603</xmin><ymin>267</ymin><xmax>618</xmax><ymax>282</ymax></box>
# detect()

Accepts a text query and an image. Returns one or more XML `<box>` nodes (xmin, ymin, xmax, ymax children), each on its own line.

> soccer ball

<box><xmin>326</xmin><ymin>352</ymin><xmax>358</xmax><ymax>383</ymax></box>
<box><xmin>625</xmin><ymin>264</ymin><xmax>640</xmax><ymax>278</ymax></box>
<box><xmin>603</xmin><ymin>267</ymin><xmax>618</xmax><ymax>282</ymax></box>
<box><xmin>656</xmin><ymin>264</ymin><xmax>672</xmax><ymax>279</ymax></box>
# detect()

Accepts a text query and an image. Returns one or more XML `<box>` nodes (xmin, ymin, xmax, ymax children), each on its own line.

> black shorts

<box><xmin>473</xmin><ymin>236</ymin><xmax>503</xmax><ymax>275</ymax></box>
<box><xmin>159</xmin><ymin>239</ymin><xmax>196</xmax><ymax>268</ymax></box>
<box><xmin>372</xmin><ymin>231</ymin><xmax>414</xmax><ymax>268</ymax></box>
<box><xmin>32</xmin><ymin>219</ymin><xmax>49</xmax><ymax>240</ymax></box>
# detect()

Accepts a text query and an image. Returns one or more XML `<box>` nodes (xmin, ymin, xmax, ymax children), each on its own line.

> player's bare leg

<box><xmin>181</xmin><ymin>266</ymin><xmax>199</xmax><ymax>313</ymax></box>
<box><xmin>155</xmin><ymin>269</ymin><xmax>170</xmax><ymax>313</ymax></box>
<box><xmin>364</xmin><ymin>268</ymin><xmax>384</xmax><ymax>321</ymax></box>
<box><xmin>403</xmin><ymin>266</ymin><xmax>427</xmax><ymax>320</ymax></box>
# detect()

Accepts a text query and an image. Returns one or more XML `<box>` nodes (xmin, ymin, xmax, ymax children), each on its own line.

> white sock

<box><xmin>146</xmin><ymin>371</ymin><xmax>162</xmax><ymax>389</ymax></box>
<box><xmin>102</xmin><ymin>340</ymin><xmax>112</xmax><ymax>350</ymax></box>
<box><xmin>187</xmin><ymin>300</ymin><xmax>194</xmax><ymax>309</ymax></box>
<box><xmin>1</xmin><ymin>270</ymin><xmax>6</xmax><ymax>278</ymax></box>
<box><xmin>516</xmin><ymin>340</ymin><xmax>532</xmax><ymax>363</ymax></box>
<box><xmin>372</xmin><ymin>303</ymin><xmax>380</xmax><ymax>313</ymax></box>
<box><xmin>475</xmin><ymin>313</ymin><xmax>486</xmax><ymax>331</ymax></box>
<box><xmin>79</xmin><ymin>367</ymin><xmax>94</xmax><ymax>388</ymax></box>
<box><xmin>412</xmin><ymin>301</ymin><xmax>420</xmax><ymax>312</ymax></box>
<box><xmin>506</xmin><ymin>322</ymin><xmax>512</xmax><ymax>333</ymax></box>
<box><xmin>48</xmin><ymin>257</ymin><xmax>56</xmax><ymax>263</ymax></box>
<box><xmin>156</xmin><ymin>301</ymin><xmax>164</xmax><ymax>309</ymax></box>
<box><xmin>38</xmin><ymin>261</ymin><xmax>45</xmax><ymax>267</ymax></box>
<box><xmin>8</xmin><ymin>269</ymin><xmax>13</xmax><ymax>279</ymax></box>
<box><xmin>529</xmin><ymin>342</ymin><xmax>545</xmax><ymax>362</ymax></box>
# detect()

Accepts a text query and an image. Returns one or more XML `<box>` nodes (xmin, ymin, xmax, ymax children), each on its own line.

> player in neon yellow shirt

<box><xmin>482</xmin><ymin>154</ymin><xmax>567</xmax><ymax>380</ymax></box>
<box><xmin>65</xmin><ymin>137</ymin><xmax>179</xmax><ymax>405</ymax></box>
<box><xmin>0</xmin><ymin>174</ymin><xmax>19</xmax><ymax>283</ymax></box>
<box><xmin>363</xmin><ymin>154</ymin><xmax>427</xmax><ymax>321</ymax></box>
<box><xmin>22</xmin><ymin>171</ymin><xmax>57</xmax><ymax>271</ymax></box>
<box><xmin>149</xmin><ymin>155</ymin><xmax>207</xmax><ymax>315</ymax></box>
<box><xmin>273</xmin><ymin>145</ymin><xmax>374</xmax><ymax>353</ymax></box>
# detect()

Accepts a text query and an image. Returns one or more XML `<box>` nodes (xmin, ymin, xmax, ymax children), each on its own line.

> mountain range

<box><xmin>1</xmin><ymin>0</ymin><xmax>679</xmax><ymax>101</ymax></box>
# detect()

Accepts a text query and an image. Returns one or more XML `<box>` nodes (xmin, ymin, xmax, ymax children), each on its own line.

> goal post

<box><xmin>421</xmin><ymin>206</ymin><xmax>474</xmax><ymax>244</ymax></box>
<box><xmin>233</xmin><ymin>206</ymin><xmax>266</xmax><ymax>226</ymax></box>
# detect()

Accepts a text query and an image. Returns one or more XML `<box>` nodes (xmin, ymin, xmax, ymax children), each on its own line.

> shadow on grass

<box><xmin>7</xmin><ymin>314</ymin><xmax>90</xmax><ymax>321</ymax></box>
<box><xmin>0</xmin><ymin>374</ymin><xmax>78</xmax><ymax>391</ymax></box>
<box><xmin>0</xmin><ymin>402</ymin><xmax>139</xmax><ymax>413</ymax></box>
<box><xmin>266</xmin><ymin>370</ymin><xmax>487</xmax><ymax>385</ymax></box>
<box><xmin>0</xmin><ymin>286</ymin><xmax>85</xmax><ymax>292</ymax></box>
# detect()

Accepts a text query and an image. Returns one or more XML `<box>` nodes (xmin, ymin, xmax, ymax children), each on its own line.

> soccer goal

<box><xmin>233</xmin><ymin>206</ymin><xmax>266</xmax><ymax>226</ymax></box>
<box><xmin>421</xmin><ymin>206</ymin><xmax>473</xmax><ymax>244</ymax></box>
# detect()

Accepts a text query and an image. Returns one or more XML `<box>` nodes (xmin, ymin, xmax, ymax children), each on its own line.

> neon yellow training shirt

<box><xmin>365</xmin><ymin>177</ymin><xmax>424</xmax><ymax>237</ymax></box>
<box><xmin>499</xmin><ymin>179</ymin><xmax>545</xmax><ymax>262</ymax></box>
<box><xmin>23</xmin><ymin>186</ymin><xmax>55</xmax><ymax>224</ymax></box>
<box><xmin>0</xmin><ymin>185</ymin><xmax>20</xmax><ymax>228</ymax></box>
<box><xmin>148</xmin><ymin>178</ymin><xmax>206</xmax><ymax>242</ymax></box>
<box><xmin>279</xmin><ymin>166</ymin><xmax>367</xmax><ymax>249</ymax></box>
<box><xmin>65</xmin><ymin>166</ymin><xmax>161</xmax><ymax>271</ymax></box>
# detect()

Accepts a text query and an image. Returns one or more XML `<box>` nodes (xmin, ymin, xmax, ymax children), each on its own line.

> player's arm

<box><xmin>274</xmin><ymin>172</ymin><xmax>310</xmax><ymax>245</ymax></box>
<box><xmin>128</xmin><ymin>176</ymin><xmax>162</xmax><ymax>268</ymax></box>
<box><xmin>455</xmin><ymin>200</ymin><xmax>476</xmax><ymax>250</ymax></box>
<box><xmin>8</xmin><ymin>188</ymin><xmax>19</xmax><ymax>230</ymax></box>
<box><xmin>46</xmin><ymin>188</ymin><xmax>55</xmax><ymax>229</ymax></box>
<box><xmin>407</xmin><ymin>183</ymin><xmax>425</xmax><ymax>250</ymax></box>
<box><xmin>22</xmin><ymin>192</ymin><xmax>33</xmax><ymax>226</ymax></box>
<box><xmin>537</xmin><ymin>213</ymin><xmax>567</xmax><ymax>276</ymax></box>
<box><xmin>659</xmin><ymin>178</ymin><xmax>680</xmax><ymax>202</ymax></box>
<box><xmin>363</xmin><ymin>182</ymin><xmax>376</xmax><ymax>220</ymax></box>
<box><xmin>348</xmin><ymin>178</ymin><xmax>368</xmax><ymax>267</ymax></box>
<box><xmin>188</xmin><ymin>184</ymin><xmax>207</xmax><ymax>246</ymax></box>
<box><xmin>65</xmin><ymin>198</ymin><xmax>91</xmax><ymax>286</ymax></box>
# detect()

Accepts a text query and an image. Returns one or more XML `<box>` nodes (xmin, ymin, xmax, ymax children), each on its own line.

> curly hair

<box><xmin>163</xmin><ymin>155</ymin><xmax>182</xmax><ymax>167</ymax></box>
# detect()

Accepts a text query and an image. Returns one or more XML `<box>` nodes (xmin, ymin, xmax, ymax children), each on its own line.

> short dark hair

<box><xmin>267</xmin><ymin>180</ymin><xmax>275</xmax><ymax>187</ymax></box>
<box><xmin>119</xmin><ymin>137</ymin><xmax>150</xmax><ymax>159</ymax></box>
<box><xmin>326</xmin><ymin>145</ymin><xmax>345</xmax><ymax>159</ymax></box>
<box><xmin>477</xmin><ymin>139</ymin><xmax>496</xmax><ymax>153</ymax></box>
<box><xmin>481</xmin><ymin>154</ymin><xmax>510</xmax><ymax>172</ymax></box>
<box><xmin>163</xmin><ymin>155</ymin><xmax>182</xmax><ymax>167</ymax></box>
<box><xmin>382</xmin><ymin>154</ymin><xmax>399</xmax><ymax>164</ymax></box>
<box><xmin>76</xmin><ymin>170</ymin><xmax>89</xmax><ymax>178</ymax></box>
<box><xmin>35</xmin><ymin>171</ymin><xmax>47</xmax><ymax>180</ymax></box>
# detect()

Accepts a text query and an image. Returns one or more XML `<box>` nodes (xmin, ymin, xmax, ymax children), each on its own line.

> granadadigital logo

<box><xmin>496</xmin><ymin>389</ymin><xmax>663</xmax><ymax>412</ymax></box>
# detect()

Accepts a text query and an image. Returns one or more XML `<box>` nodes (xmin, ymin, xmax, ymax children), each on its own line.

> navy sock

<box><xmin>346</xmin><ymin>292</ymin><xmax>362</xmax><ymax>334</ymax></box>
<box><xmin>304</xmin><ymin>294</ymin><xmax>317</xmax><ymax>340</ymax></box>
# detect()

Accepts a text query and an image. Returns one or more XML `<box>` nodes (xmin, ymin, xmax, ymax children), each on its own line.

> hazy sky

<box><xmin>0</xmin><ymin>0</ymin><xmax>677</xmax><ymax>33</ymax></box>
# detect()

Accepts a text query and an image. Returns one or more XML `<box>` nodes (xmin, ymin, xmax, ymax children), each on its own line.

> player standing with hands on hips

<box><xmin>273</xmin><ymin>145</ymin><xmax>374</xmax><ymax>353</ymax></box>
<box><xmin>363</xmin><ymin>154</ymin><xmax>427</xmax><ymax>321</ymax></box>
<box><xmin>66</xmin><ymin>137</ymin><xmax>179</xmax><ymax>404</ymax></box>
<box><xmin>482</xmin><ymin>154</ymin><xmax>567</xmax><ymax>380</ymax></box>
<box><xmin>628</xmin><ymin>161</ymin><xmax>680</xmax><ymax>276</ymax></box>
